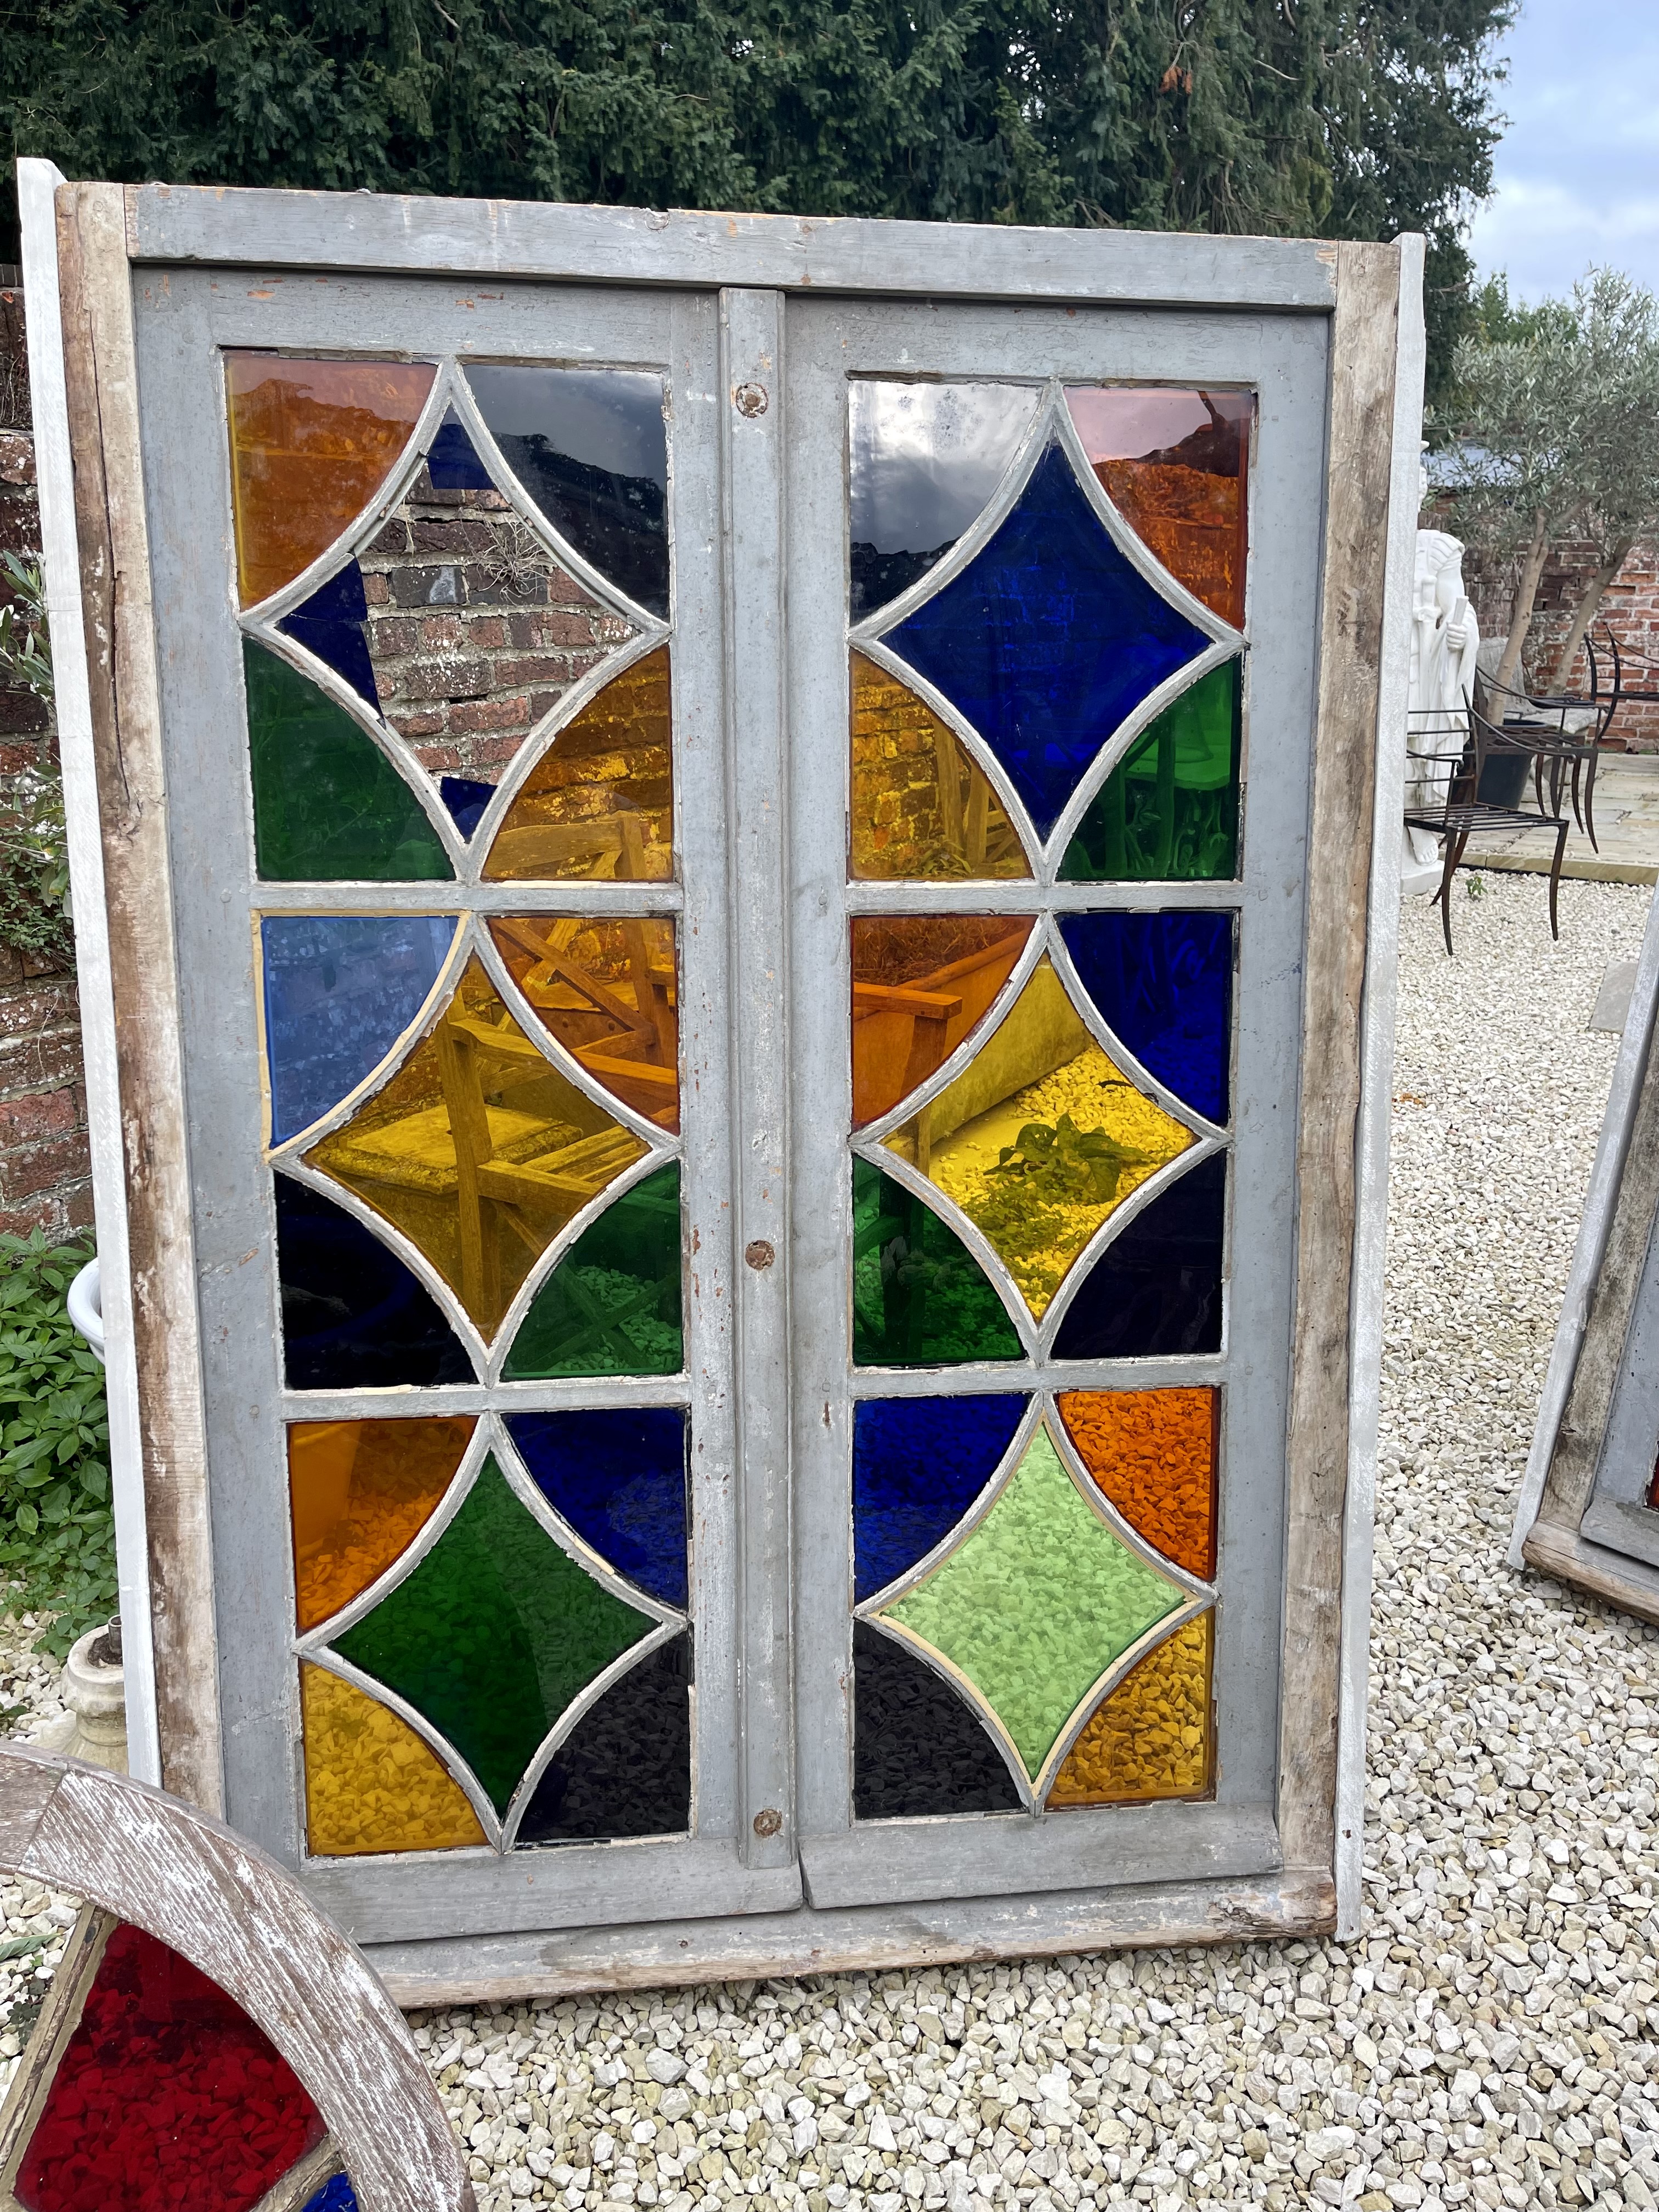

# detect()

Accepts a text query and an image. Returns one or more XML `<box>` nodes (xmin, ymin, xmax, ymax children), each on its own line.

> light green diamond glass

<box><xmin>880</xmin><ymin>1425</ymin><xmax>1184</xmax><ymax>1780</ymax></box>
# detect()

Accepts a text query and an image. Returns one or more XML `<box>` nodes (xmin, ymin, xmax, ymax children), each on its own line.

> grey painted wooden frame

<box><xmin>0</xmin><ymin>1742</ymin><xmax>471</xmax><ymax>2212</ymax></box>
<box><xmin>20</xmin><ymin>161</ymin><xmax>1420</xmax><ymax>1993</ymax></box>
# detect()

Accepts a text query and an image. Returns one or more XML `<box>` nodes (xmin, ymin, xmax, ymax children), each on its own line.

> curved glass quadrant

<box><xmin>852</xmin><ymin>1393</ymin><xmax>1026</xmax><ymax>1602</ymax></box>
<box><xmin>289</xmin><ymin>1415</ymin><xmax>475</xmax><ymax>1632</ymax></box>
<box><xmin>879</xmin><ymin>442</ymin><xmax>1212</xmax><ymax>839</ymax></box>
<box><xmin>245</xmin><ymin>643</ymin><xmax>452</xmax><ymax>884</ymax></box>
<box><xmin>1057</xmin><ymin>1387</ymin><xmax>1218</xmax><ymax>1581</ymax></box>
<box><xmin>484</xmin><ymin>647</ymin><xmax>673</xmax><ymax>883</ymax></box>
<box><xmin>849</xmin><ymin>381</ymin><xmax>1040</xmax><ymax>619</ymax></box>
<box><xmin>507</xmin><ymin>1407</ymin><xmax>689</xmax><ymax>1609</ymax></box>
<box><xmin>275</xmin><ymin>1177</ymin><xmax>476</xmax><ymax>1390</ymax></box>
<box><xmin>261</xmin><ymin>913</ymin><xmax>457</xmax><ymax>1147</ymax></box>
<box><xmin>878</xmin><ymin>1423</ymin><xmax>1186</xmax><ymax>1784</ymax></box>
<box><xmin>849</xmin><ymin>653</ymin><xmax>1029</xmax><ymax>882</ymax></box>
<box><xmin>304</xmin><ymin>955</ymin><xmax>650</xmax><ymax>1338</ymax></box>
<box><xmin>504</xmin><ymin>1164</ymin><xmax>682</xmax><ymax>1379</ymax></box>
<box><xmin>1060</xmin><ymin>911</ymin><xmax>1234</xmax><ymax>1126</ymax></box>
<box><xmin>852</xmin><ymin>915</ymin><xmax>1033</xmax><ymax>1127</ymax></box>
<box><xmin>1065</xmin><ymin>387</ymin><xmax>1252</xmax><ymax>630</ymax></box>
<box><xmin>516</xmin><ymin>1634</ymin><xmax>691</xmax><ymax>1844</ymax></box>
<box><xmin>883</xmin><ymin>956</ymin><xmax>1195</xmax><ymax>1320</ymax></box>
<box><xmin>328</xmin><ymin>1454</ymin><xmax>660</xmax><ymax>1819</ymax></box>
<box><xmin>1062</xmin><ymin>659</ymin><xmax>1242</xmax><ymax>884</ymax></box>
<box><xmin>490</xmin><ymin>915</ymin><xmax>679</xmax><ymax>1131</ymax></box>
<box><xmin>300</xmin><ymin>1662</ymin><xmax>487</xmax><ymax>1856</ymax></box>
<box><xmin>466</xmin><ymin>366</ymin><xmax>670</xmax><ymax>619</ymax></box>
<box><xmin>852</xmin><ymin>1621</ymin><xmax>1022</xmax><ymax>1819</ymax></box>
<box><xmin>852</xmin><ymin>1159</ymin><xmax>1023</xmax><ymax>1368</ymax></box>
<box><xmin>225</xmin><ymin>354</ymin><xmax>435</xmax><ymax>608</ymax></box>
<box><xmin>1052</xmin><ymin>1150</ymin><xmax>1226</xmax><ymax>1361</ymax></box>
<box><xmin>1046</xmin><ymin>1612</ymin><xmax>1215</xmax><ymax>1808</ymax></box>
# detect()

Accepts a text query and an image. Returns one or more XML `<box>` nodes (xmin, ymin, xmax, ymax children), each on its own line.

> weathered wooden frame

<box><xmin>19</xmin><ymin>160</ymin><xmax>1423</xmax><ymax>1993</ymax></box>
<box><xmin>0</xmin><ymin>1743</ymin><xmax>470</xmax><ymax>2212</ymax></box>
<box><xmin>1509</xmin><ymin>885</ymin><xmax>1659</xmax><ymax>1617</ymax></box>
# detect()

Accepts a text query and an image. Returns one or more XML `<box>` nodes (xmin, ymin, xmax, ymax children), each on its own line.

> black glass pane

<box><xmin>853</xmin><ymin>1621</ymin><xmax>1022</xmax><ymax>1819</ymax></box>
<box><xmin>275</xmin><ymin>1176</ymin><xmax>475</xmax><ymax>1388</ymax></box>
<box><xmin>466</xmin><ymin>367</ymin><xmax>669</xmax><ymax>618</ymax></box>
<box><xmin>516</xmin><ymin>1634</ymin><xmax>691</xmax><ymax>1843</ymax></box>
<box><xmin>1051</xmin><ymin>1152</ymin><xmax>1226</xmax><ymax>1360</ymax></box>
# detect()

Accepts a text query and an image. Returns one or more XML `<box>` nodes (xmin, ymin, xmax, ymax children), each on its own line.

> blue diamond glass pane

<box><xmin>439</xmin><ymin>775</ymin><xmax>495</xmax><ymax>837</ymax></box>
<box><xmin>1060</xmin><ymin>911</ymin><xmax>1234</xmax><ymax>1125</ymax></box>
<box><xmin>507</xmin><ymin>1408</ymin><xmax>688</xmax><ymax>1609</ymax></box>
<box><xmin>427</xmin><ymin>414</ymin><xmax>494</xmax><ymax>491</ymax></box>
<box><xmin>262</xmin><ymin>914</ymin><xmax>455</xmax><ymax>1146</ymax></box>
<box><xmin>1052</xmin><ymin>1152</ymin><xmax>1225</xmax><ymax>1360</ymax></box>
<box><xmin>276</xmin><ymin>1176</ymin><xmax>475</xmax><ymax>1389</ymax></box>
<box><xmin>279</xmin><ymin>560</ymin><xmax>381</xmax><ymax>710</ymax></box>
<box><xmin>853</xmin><ymin>1395</ymin><xmax>1026</xmax><ymax>1604</ymax></box>
<box><xmin>884</xmin><ymin>444</ymin><xmax>1209</xmax><ymax>837</ymax></box>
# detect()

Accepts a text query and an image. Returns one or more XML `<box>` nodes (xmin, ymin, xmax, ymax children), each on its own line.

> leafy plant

<box><xmin>0</xmin><ymin>555</ymin><xmax>71</xmax><ymax>965</ymax></box>
<box><xmin>987</xmin><ymin>1114</ymin><xmax>1152</xmax><ymax>1205</ymax></box>
<box><xmin>0</xmin><ymin>1232</ymin><xmax>114</xmax><ymax>1659</ymax></box>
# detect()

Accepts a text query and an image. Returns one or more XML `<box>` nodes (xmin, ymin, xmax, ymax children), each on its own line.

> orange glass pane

<box><xmin>289</xmin><ymin>1416</ymin><xmax>474</xmax><ymax>1633</ymax></box>
<box><xmin>300</xmin><ymin>1663</ymin><xmax>486</xmax><ymax>1854</ymax></box>
<box><xmin>1045</xmin><ymin>1613</ymin><xmax>1214</xmax><ymax>1808</ymax></box>
<box><xmin>1058</xmin><ymin>1386</ymin><xmax>1218</xmax><ymax>1579</ymax></box>
<box><xmin>489</xmin><ymin>916</ymin><xmax>679</xmax><ymax>1132</ymax></box>
<box><xmin>225</xmin><ymin>356</ymin><xmax>435</xmax><ymax>607</ymax></box>
<box><xmin>483</xmin><ymin>647</ymin><xmax>673</xmax><ymax>881</ymax></box>
<box><xmin>304</xmin><ymin>955</ymin><xmax>648</xmax><ymax>1335</ymax></box>
<box><xmin>1064</xmin><ymin>389</ymin><xmax>1251</xmax><ymax>630</ymax></box>
<box><xmin>851</xmin><ymin>916</ymin><xmax>1032</xmax><ymax>1127</ymax></box>
<box><xmin>850</xmin><ymin>653</ymin><xmax>1030</xmax><ymax>881</ymax></box>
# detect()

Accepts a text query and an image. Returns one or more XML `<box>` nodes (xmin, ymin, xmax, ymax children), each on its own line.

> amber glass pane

<box><xmin>289</xmin><ymin>1416</ymin><xmax>474</xmax><ymax>1632</ymax></box>
<box><xmin>300</xmin><ymin>1663</ymin><xmax>486</xmax><ymax>1854</ymax></box>
<box><xmin>884</xmin><ymin>957</ymin><xmax>1194</xmax><ymax>1318</ymax></box>
<box><xmin>305</xmin><ymin>955</ymin><xmax>648</xmax><ymax>1334</ymax></box>
<box><xmin>1065</xmin><ymin>388</ymin><xmax>1252</xmax><ymax>629</ymax></box>
<box><xmin>1057</xmin><ymin>1388</ymin><xmax>1217</xmax><ymax>1579</ymax></box>
<box><xmin>851</xmin><ymin>917</ymin><xmax>1032</xmax><ymax>1128</ymax></box>
<box><xmin>225</xmin><ymin>356</ymin><xmax>435</xmax><ymax>608</ymax></box>
<box><xmin>483</xmin><ymin>647</ymin><xmax>673</xmax><ymax>882</ymax></box>
<box><xmin>490</xmin><ymin>915</ymin><xmax>678</xmax><ymax>1131</ymax></box>
<box><xmin>1045</xmin><ymin>1613</ymin><xmax>1214</xmax><ymax>1807</ymax></box>
<box><xmin>849</xmin><ymin>653</ymin><xmax>1030</xmax><ymax>881</ymax></box>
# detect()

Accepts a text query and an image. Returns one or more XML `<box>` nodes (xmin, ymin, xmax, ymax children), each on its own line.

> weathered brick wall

<box><xmin>0</xmin><ymin>286</ymin><xmax>92</xmax><ymax>1243</ymax></box>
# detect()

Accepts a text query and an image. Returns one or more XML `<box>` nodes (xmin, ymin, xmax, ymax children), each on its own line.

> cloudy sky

<box><xmin>1466</xmin><ymin>0</ymin><xmax>1659</xmax><ymax>302</ymax></box>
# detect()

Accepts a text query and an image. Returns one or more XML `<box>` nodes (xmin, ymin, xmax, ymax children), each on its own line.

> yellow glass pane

<box><xmin>849</xmin><ymin>653</ymin><xmax>1030</xmax><ymax>881</ymax></box>
<box><xmin>483</xmin><ymin>647</ymin><xmax>673</xmax><ymax>881</ymax></box>
<box><xmin>489</xmin><ymin>916</ymin><xmax>679</xmax><ymax>1133</ymax></box>
<box><xmin>289</xmin><ymin>1417</ymin><xmax>474</xmax><ymax>1633</ymax></box>
<box><xmin>1045</xmin><ymin>1613</ymin><xmax>1214</xmax><ymax>1807</ymax></box>
<box><xmin>884</xmin><ymin>957</ymin><xmax>1193</xmax><ymax>1317</ymax></box>
<box><xmin>300</xmin><ymin>1662</ymin><xmax>486</xmax><ymax>1855</ymax></box>
<box><xmin>225</xmin><ymin>355</ymin><xmax>435</xmax><ymax>607</ymax></box>
<box><xmin>304</xmin><ymin>955</ymin><xmax>648</xmax><ymax>1335</ymax></box>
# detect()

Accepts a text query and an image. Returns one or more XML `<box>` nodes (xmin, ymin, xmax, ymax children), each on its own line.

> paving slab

<box><xmin>1463</xmin><ymin>749</ymin><xmax>1659</xmax><ymax>885</ymax></box>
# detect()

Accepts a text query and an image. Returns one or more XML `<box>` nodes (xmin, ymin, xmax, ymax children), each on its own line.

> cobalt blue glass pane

<box><xmin>507</xmin><ymin>1408</ymin><xmax>688</xmax><ymax>1608</ymax></box>
<box><xmin>279</xmin><ymin>560</ymin><xmax>381</xmax><ymax>710</ymax></box>
<box><xmin>1052</xmin><ymin>1153</ymin><xmax>1225</xmax><ymax>1360</ymax></box>
<box><xmin>853</xmin><ymin>1394</ymin><xmax>1026</xmax><ymax>1604</ymax></box>
<box><xmin>427</xmin><ymin>415</ymin><xmax>495</xmax><ymax>491</ymax></box>
<box><xmin>276</xmin><ymin>1176</ymin><xmax>475</xmax><ymax>1389</ymax></box>
<box><xmin>262</xmin><ymin>914</ymin><xmax>455</xmax><ymax>1145</ymax></box>
<box><xmin>439</xmin><ymin>775</ymin><xmax>495</xmax><ymax>837</ymax></box>
<box><xmin>301</xmin><ymin>2177</ymin><xmax>359</xmax><ymax>2212</ymax></box>
<box><xmin>884</xmin><ymin>444</ymin><xmax>1209</xmax><ymax>837</ymax></box>
<box><xmin>1060</xmin><ymin>911</ymin><xmax>1234</xmax><ymax>1125</ymax></box>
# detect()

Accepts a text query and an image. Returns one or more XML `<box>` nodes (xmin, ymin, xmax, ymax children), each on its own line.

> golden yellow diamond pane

<box><xmin>304</xmin><ymin>953</ymin><xmax>648</xmax><ymax>1336</ymax></box>
<box><xmin>882</xmin><ymin>955</ymin><xmax>1194</xmax><ymax>1317</ymax></box>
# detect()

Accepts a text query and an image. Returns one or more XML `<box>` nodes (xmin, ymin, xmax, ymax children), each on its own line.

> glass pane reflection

<box><xmin>850</xmin><ymin>381</ymin><xmax>1039</xmax><ymax>618</ymax></box>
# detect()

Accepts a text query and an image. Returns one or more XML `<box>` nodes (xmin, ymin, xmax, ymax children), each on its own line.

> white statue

<box><xmin>1403</xmin><ymin>462</ymin><xmax>1480</xmax><ymax>896</ymax></box>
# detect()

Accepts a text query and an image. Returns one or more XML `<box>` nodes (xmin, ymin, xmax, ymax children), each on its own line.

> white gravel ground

<box><xmin>8</xmin><ymin>871</ymin><xmax>1659</xmax><ymax>2212</ymax></box>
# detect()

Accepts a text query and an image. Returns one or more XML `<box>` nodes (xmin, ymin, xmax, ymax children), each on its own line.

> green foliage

<box><xmin>0</xmin><ymin>555</ymin><xmax>71</xmax><ymax>966</ymax></box>
<box><xmin>987</xmin><ymin>1114</ymin><xmax>1150</xmax><ymax>1204</ymax></box>
<box><xmin>0</xmin><ymin>1232</ymin><xmax>114</xmax><ymax>1660</ymax></box>
<box><xmin>0</xmin><ymin>0</ymin><xmax>1512</xmax><ymax>394</ymax></box>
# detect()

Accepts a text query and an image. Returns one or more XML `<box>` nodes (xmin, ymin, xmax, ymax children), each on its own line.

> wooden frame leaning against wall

<box><xmin>18</xmin><ymin>158</ymin><xmax>1425</xmax><ymax>2001</ymax></box>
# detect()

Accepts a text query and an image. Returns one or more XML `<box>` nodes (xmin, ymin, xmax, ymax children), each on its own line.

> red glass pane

<box><xmin>15</xmin><ymin>1921</ymin><xmax>325</xmax><ymax>2212</ymax></box>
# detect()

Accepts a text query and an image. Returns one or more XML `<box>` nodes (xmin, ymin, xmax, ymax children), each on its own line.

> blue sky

<box><xmin>1466</xmin><ymin>0</ymin><xmax>1659</xmax><ymax>302</ymax></box>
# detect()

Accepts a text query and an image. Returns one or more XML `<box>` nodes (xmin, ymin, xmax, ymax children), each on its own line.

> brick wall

<box><xmin>0</xmin><ymin>287</ymin><xmax>92</xmax><ymax>1243</ymax></box>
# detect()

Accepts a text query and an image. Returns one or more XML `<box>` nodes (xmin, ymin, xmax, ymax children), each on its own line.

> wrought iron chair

<box><xmin>1403</xmin><ymin>695</ymin><xmax>1569</xmax><ymax>955</ymax></box>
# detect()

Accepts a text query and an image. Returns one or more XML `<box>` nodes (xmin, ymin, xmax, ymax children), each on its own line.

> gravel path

<box><xmin>10</xmin><ymin>871</ymin><xmax>1659</xmax><ymax>2212</ymax></box>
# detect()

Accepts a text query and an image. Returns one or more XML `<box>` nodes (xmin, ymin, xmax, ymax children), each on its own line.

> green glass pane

<box><xmin>246</xmin><ymin>640</ymin><xmax>453</xmax><ymax>882</ymax></box>
<box><xmin>853</xmin><ymin>1157</ymin><xmax>1023</xmax><ymax>1367</ymax></box>
<box><xmin>1060</xmin><ymin>659</ymin><xmax>1240</xmax><ymax>884</ymax></box>
<box><xmin>882</xmin><ymin>1427</ymin><xmax>1182</xmax><ymax>1779</ymax></box>
<box><xmin>504</xmin><ymin>1164</ymin><xmax>683</xmax><ymax>1379</ymax></box>
<box><xmin>331</xmin><ymin>1453</ymin><xmax>653</xmax><ymax>1814</ymax></box>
